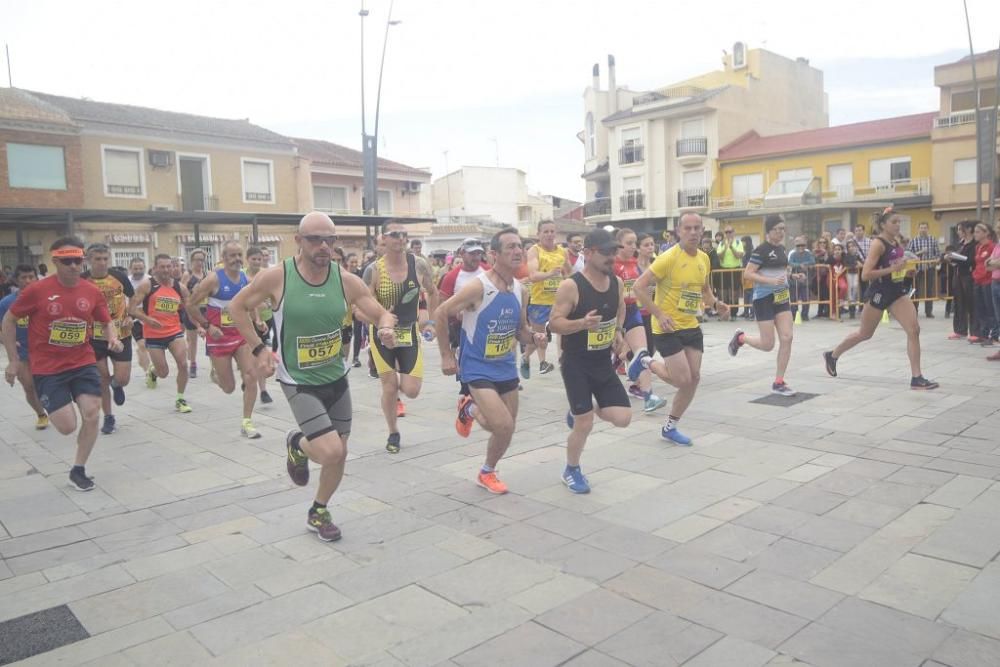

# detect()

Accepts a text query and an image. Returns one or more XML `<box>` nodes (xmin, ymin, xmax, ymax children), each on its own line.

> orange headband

<box><xmin>51</xmin><ymin>247</ymin><xmax>84</xmax><ymax>258</ymax></box>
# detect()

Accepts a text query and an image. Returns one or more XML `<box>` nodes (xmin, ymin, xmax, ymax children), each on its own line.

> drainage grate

<box><xmin>0</xmin><ymin>605</ymin><xmax>90</xmax><ymax>665</ymax></box>
<box><xmin>750</xmin><ymin>391</ymin><xmax>820</xmax><ymax>407</ymax></box>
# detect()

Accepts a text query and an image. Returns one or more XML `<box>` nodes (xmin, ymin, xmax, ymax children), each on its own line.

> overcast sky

<box><xmin>4</xmin><ymin>0</ymin><xmax>1000</xmax><ymax>202</ymax></box>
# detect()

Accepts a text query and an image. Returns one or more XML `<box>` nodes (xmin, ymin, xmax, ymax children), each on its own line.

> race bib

<box><xmin>587</xmin><ymin>319</ymin><xmax>617</xmax><ymax>351</ymax></box>
<box><xmin>93</xmin><ymin>321</ymin><xmax>106</xmax><ymax>340</ymax></box>
<box><xmin>394</xmin><ymin>326</ymin><xmax>414</xmax><ymax>348</ymax></box>
<box><xmin>542</xmin><ymin>277</ymin><xmax>561</xmax><ymax>294</ymax></box>
<box><xmin>891</xmin><ymin>269</ymin><xmax>906</xmax><ymax>283</ymax></box>
<box><xmin>296</xmin><ymin>330</ymin><xmax>341</xmax><ymax>369</ymax></box>
<box><xmin>485</xmin><ymin>330</ymin><xmax>516</xmax><ymax>359</ymax></box>
<box><xmin>623</xmin><ymin>279</ymin><xmax>635</xmax><ymax>299</ymax></box>
<box><xmin>220</xmin><ymin>309</ymin><xmax>234</xmax><ymax>327</ymax></box>
<box><xmin>678</xmin><ymin>289</ymin><xmax>702</xmax><ymax>315</ymax></box>
<box><xmin>49</xmin><ymin>319</ymin><xmax>86</xmax><ymax>347</ymax></box>
<box><xmin>16</xmin><ymin>316</ymin><xmax>29</xmax><ymax>328</ymax></box>
<box><xmin>154</xmin><ymin>296</ymin><xmax>180</xmax><ymax>313</ymax></box>
<box><xmin>773</xmin><ymin>287</ymin><xmax>790</xmax><ymax>305</ymax></box>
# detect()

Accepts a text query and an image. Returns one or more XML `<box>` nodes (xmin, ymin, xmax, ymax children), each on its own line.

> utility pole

<box><xmin>360</xmin><ymin>0</ymin><xmax>399</xmax><ymax>217</ymax></box>
<box><xmin>989</xmin><ymin>36</ymin><xmax>1000</xmax><ymax>226</ymax></box>
<box><xmin>962</xmin><ymin>0</ymin><xmax>983</xmax><ymax>220</ymax></box>
<box><xmin>443</xmin><ymin>150</ymin><xmax>453</xmax><ymax>223</ymax></box>
<box><xmin>5</xmin><ymin>44</ymin><xmax>12</xmax><ymax>87</ymax></box>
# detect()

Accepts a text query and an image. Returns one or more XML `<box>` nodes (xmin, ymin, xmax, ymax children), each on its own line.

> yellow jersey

<box><xmin>649</xmin><ymin>244</ymin><xmax>710</xmax><ymax>333</ymax></box>
<box><xmin>529</xmin><ymin>244</ymin><xmax>567</xmax><ymax>306</ymax></box>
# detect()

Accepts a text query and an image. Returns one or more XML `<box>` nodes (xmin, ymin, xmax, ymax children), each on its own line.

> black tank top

<box><xmin>561</xmin><ymin>272</ymin><xmax>619</xmax><ymax>358</ymax></box>
<box><xmin>872</xmin><ymin>236</ymin><xmax>905</xmax><ymax>289</ymax></box>
<box><xmin>374</xmin><ymin>253</ymin><xmax>420</xmax><ymax>325</ymax></box>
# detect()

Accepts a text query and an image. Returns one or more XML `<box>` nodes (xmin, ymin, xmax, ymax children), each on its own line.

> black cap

<box><xmin>584</xmin><ymin>229</ymin><xmax>622</xmax><ymax>252</ymax></box>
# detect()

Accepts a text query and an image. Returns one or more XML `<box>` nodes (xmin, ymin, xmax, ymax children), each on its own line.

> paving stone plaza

<box><xmin>1</xmin><ymin>317</ymin><xmax>999</xmax><ymax>666</ymax></box>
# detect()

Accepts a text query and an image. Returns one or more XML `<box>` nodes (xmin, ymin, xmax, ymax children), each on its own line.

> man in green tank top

<box><xmin>231</xmin><ymin>212</ymin><xmax>398</xmax><ymax>543</ymax></box>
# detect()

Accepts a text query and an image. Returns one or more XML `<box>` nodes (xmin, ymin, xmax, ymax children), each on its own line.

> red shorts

<box><xmin>206</xmin><ymin>332</ymin><xmax>246</xmax><ymax>357</ymax></box>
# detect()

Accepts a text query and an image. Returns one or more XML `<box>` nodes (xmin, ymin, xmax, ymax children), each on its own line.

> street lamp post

<box><xmin>360</xmin><ymin>0</ymin><xmax>400</xmax><ymax>217</ymax></box>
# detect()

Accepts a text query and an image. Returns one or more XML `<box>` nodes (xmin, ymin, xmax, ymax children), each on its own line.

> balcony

<box><xmin>677</xmin><ymin>187</ymin><xmax>708</xmax><ymax>209</ymax></box>
<box><xmin>618</xmin><ymin>144</ymin><xmax>644</xmax><ymax>165</ymax></box>
<box><xmin>708</xmin><ymin>177</ymin><xmax>931</xmax><ymax>212</ymax></box>
<box><xmin>178</xmin><ymin>194</ymin><xmax>220</xmax><ymax>212</ymax></box>
<box><xmin>620</xmin><ymin>191</ymin><xmax>645</xmax><ymax>212</ymax></box>
<box><xmin>676</xmin><ymin>137</ymin><xmax>708</xmax><ymax>164</ymax></box>
<box><xmin>934</xmin><ymin>110</ymin><xmax>977</xmax><ymax>128</ymax></box>
<box><xmin>583</xmin><ymin>197</ymin><xmax>612</xmax><ymax>218</ymax></box>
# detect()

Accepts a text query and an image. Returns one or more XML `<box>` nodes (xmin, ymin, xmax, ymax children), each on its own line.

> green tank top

<box><xmin>274</xmin><ymin>258</ymin><xmax>348</xmax><ymax>386</ymax></box>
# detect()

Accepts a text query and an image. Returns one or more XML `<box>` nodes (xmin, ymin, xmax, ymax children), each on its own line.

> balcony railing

<box><xmin>934</xmin><ymin>109</ymin><xmax>999</xmax><ymax>128</ymax></box>
<box><xmin>708</xmin><ymin>177</ymin><xmax>932</xmax><ymax>211</ymax></box>
<box><xmin>618</xmin><ymin>144</ymin><xmax>644</xmax><ymax>165</ymax></box>
<box><xmin>620</xmin><ymin>191</ymin><xmax>645</xmax><ymax>212</ymax></box>
<box><xmin>107</xmin><ymin>184</ymin><xmax>142</xmax><ymax>196</ymax></box>
<box><xmin>245</xmin><ymin>191</ymin><xmax>273</xmax><ymax>202</ymax></box>
<box><xmin>583</xmin><ymin>198</ymin><xmax>612</xmax><ymax>217</ymax></box>
<box><xmin>678</xmin><ymin>187</ymin><xmax>708</xmax><ymax>208</ymax></box>
<box><xmin>676</xmin><ymin>137</ymin><xmax>708</xmax><ymax>157</ymax></box>
<box><xmin>178</xmin><ymin>195</ymin><xmax>220</xmax><ymax>212</ymax></box>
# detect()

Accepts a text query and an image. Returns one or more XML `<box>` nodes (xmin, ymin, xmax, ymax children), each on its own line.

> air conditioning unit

<box><xmin>148</xmin><ymin>150</ymin><xmax>174</xmax><ymax>168</ymax></box>
<box><xmin>150</xmin><ymin>204</ymin><xmax>174</xmax><ymax>212</ymax></box>
<box><xmin>406</xmin><ymin>181</ymin><xmax>421</xmax><ymax>193</ymax></box>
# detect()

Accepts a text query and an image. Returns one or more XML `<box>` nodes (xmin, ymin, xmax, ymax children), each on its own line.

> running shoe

<box><xmin>628</xmin><ymin>384</ymin><xmax>646</xmax><ymax>400</ymax></box>
<box><xmin>285</xmin><ymin>429</ymin><xmax>309</xmax><ymax>486</ymax></box>
<box><xmin>386</xmin><ymin>432</ymin><xmax>401</xmax><ymax>454</ymax></box>
<box><xmin>241</xmin><ymin>418</ymin><xmax>261</xmax><ymax>439</ymax></box>
<box><xmin>643</xmin><ymin>394</ymin><xmax>667</xmax><ymax>413</ymax></box>
<box><xmin>822</xmin><ymin>351</ymin><xmax>838</xmax><ymax>378</ymax></box>
<box><xmin>352</xmin><ymin>358</ymin><xmax>362</xmax><ymax>368</ymax></box>
<box><xmin>35</xmin><ymin>415</ymin><xmax>49</xmax><ymax>430</ymax></box>
<box><xmin>260</xmin><ymin>390</ymin><xmax>273</xmax><ymax>404</ymax></box>
<box><xmin>477</xmin><ymin>470</ymin><xmax>508</xmax><ymax>494</ymax></box>
<box><xmin>111</xmin><ymin>381</ymin><xmax>126</xmax><ymax>406</ymax></box>
<box><xmin>520</xmin><ymin>359</ymin><xmax>530</xmax><ymax>380</ymax></box>
<box><xmin>661</xmin><ymin>426</ymin><xmax>692</xmax><ymax>446</ymax></box>
<box><xmin>368</xmin><ymin>366</ymin><xmax>378</xmax><ymax>379</ymax></box>
<box><xmin>562</xmin><ymin>466</ymin><xmax>591</xmax><ymax>494</ymax></box>
<box><xmin>100</xmin><ymin>414</ymin><xmax>116</xmax><ymax>435</ymax></box>
<box><xmin>69</xmin><ymin>468</ymin><xmax>95</xmax><ymax>492</ymax></box>
<box><xmin>539</xmin><ymin>361</ymin><xmax>555</xmax><ymax>375</ymax></box>
<box><xmin>455</xmin><ymin>396</ymin><xmax>475</xmax><ymax>438</ymax></box>
<box><xmin>968</xmin><ymin>336</ymin><xmax>982</xmax><ymax>344</ymax></box>
<box><xmin>189</xmin><ymin>363</ymin><xmax>197</xmax><ymax>379</ymax></box>
<box><xmin>981</xmin><ymin>339</ymin><xmax>995</xmax><ymax>347</ymax></box>
<box><xmin>307</xmin><ymin>507</ymin><xmax>342</xmax><ymax>542</ymax></box>
<box><xmin>728</xmin><ymin>329</ymin><xmax>744</xmax><ymax>357</ymax></box>
<box><xmin>396</xmin><ymin>398</ymin><xmax>406</xmax><ymax>418</ymax></box>
<box><xmin>910</xmin><ymin>376</ymin><xmax>939</xmax><ymax>391</ymax></box>
<box><xmin>175</xmin><ymin>397</ymin><xmax>192</xmax><ymax>413</ymax></box>
<box><xmin>627</xmin><ymin>349</ymin><xmax>650</xmax><ymax>382</ymax></box>
<box><xmin>772</xmin><ymin>381</ymin><xmax>797</xmax><ymax>397</ymax></box>
<box><xmin>146</xmin><ymin>367</ymin><xmax>157</xmax><ymax>389</ymax></box>
<box><xmin>947</xmin><ymin>332</ymin><xmax>963</xmax><ymax>340</ymax></box>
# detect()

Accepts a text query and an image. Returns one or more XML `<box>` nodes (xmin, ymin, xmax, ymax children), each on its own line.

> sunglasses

<box><xmin>303</xmin><ymin>235</ymin><xmax>338</xmax><ymax>246</ymax></box>
<box><xmin>57</xmin><ymin>257</ymin><xmax>84</xmax><ymax>266</ymax></box>
<box><xmin>386</xmin><ymin>230</ymin><xmax>408</xmax><ymax>239</ymax></box>
<box><xmin>725</xmin><ymin>230</ymin><xmax>734</xmax><ymax>234</ymax></box>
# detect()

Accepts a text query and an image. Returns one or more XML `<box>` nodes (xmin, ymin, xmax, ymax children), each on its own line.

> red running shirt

<box><xmin>613</xmin><ymin>256</ymin><xmax>641</xmax><ymax>305</ymax></box>
<box><xmin>973</xmin><ymin>241</ymin><xmax>995</xmax><ymax>286</ymax></box>
<box><xmin>9</xmin><ymin>276</ymin><xmax>111</xmax><ymax>375</ymax></box>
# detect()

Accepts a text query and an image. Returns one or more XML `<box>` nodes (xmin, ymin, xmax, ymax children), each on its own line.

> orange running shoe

<box><xmin>455</xmin><ymin>396</ymin><xmax>474</xmax><ymax>438</ymax></box>
<box><xmin>477</xmin><ymin>470</ymin><xmax>508</xmax><ymax>494</ymax></box>
<box><xmin>396</xmin><ymin>398</ymin><xmax>406</xmax><ymax>417</ymax></box>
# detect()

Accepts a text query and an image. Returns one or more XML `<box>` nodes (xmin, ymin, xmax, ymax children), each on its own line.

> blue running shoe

<box><xmin>520</xmin><ymin>359</ymin><xmax>530</xmax><ymax>380</ymax></box>
<box><xmin>627</xmin><ymin>349</ymin><xmax>650</xmax><ymax>382</ymax></box>
<box><xmin>111</xmin><ymin>381</ymin><xmax>126</xmax><ymax>407</ymax></box>
<box><xmin>661</xmin><ymin>426</ymin><xmax>692</xmax><ymax>446</ymax></box>
<box><xmin>562</xmin><ymin>466</ymin><xmax>590</xmax><ymax>494</ymax></box>
<box><xmin>566</xmin><ymin>411</ymin><xmax>574</xmax><ymax>429</ymax></box>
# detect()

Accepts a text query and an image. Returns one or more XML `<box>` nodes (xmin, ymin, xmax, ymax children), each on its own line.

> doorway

<box><xmin>179</xmin><ymin>156</ymin><xmax>211</xmax><ymax>211</ymax></box>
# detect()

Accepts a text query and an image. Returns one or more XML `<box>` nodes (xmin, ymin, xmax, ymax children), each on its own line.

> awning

<box><xmin>106</xmin><ymin>232</ymin><xmax>152</xmax><ymax>243</ymax></box>
<box><xmin>176</xmin><ymin>233</ymin><xmax>232</xmax><ymax>243</ymax></box>
<box><xmin>250</xmin><ymin>234</ymin><xmax>283</xmax><ymax>243</ymax></box>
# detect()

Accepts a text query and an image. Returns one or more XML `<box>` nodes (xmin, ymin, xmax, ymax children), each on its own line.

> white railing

<box><xmin>709</xmin><ymin>177</ymin><xmax>931</xmax><ymax>211</ymax></box>
<box><xmin>934</xmin><ymin>109</ymin><xmax>1000</xmax><ymax>128</ymax></box>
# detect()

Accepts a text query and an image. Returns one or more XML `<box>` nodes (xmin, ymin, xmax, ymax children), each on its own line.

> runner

<box><xmin>630</xmin><ymin>213</ymin><xmax>731</xmax><ymax>446</ymax></box>
<box><xmin>550</xmin><ymin>229</ymin><xmax>632</xmax><ymax>493</ymax></box>
<box><xmin>823</xmin><ymin>207</ymin><xmax>939</xmax><ymax>390</ymax></box>
<box><xmin>613</xmin><ymin>228</ymin><xmax>667</xmax><ymax>413</ymax></box>
<box><xmin>522</xmin><ymin>220</ymin><xmax>572</xmax><ymax>379</ymax></box>
<box><xmin>727</xmin><ymin>215</ymin><xmax>797</xmax><ymax>396</ymax></box>
<box><xmin>231</xmin><ymin>212</ymin><xmax>398</xmax><ymax>542</ymax></box>
<box><xmin>127</xmin><ymin>257</ymin><xmax>151</xmax><ymax>373</ymax></box>
<box><xmin>130</xmin><ymin>254</ymin><xmax>194</xmax><ymax>412</ymax></box>
<box><xmin>181</xmin><ymin>249</ymin><xmax>209</xmax><ymax>379</ymax></box>
<box><xmin>0</xmin><ymin>264</ymin><xmax>48</xmax><ymax>429</ymax></box>
<box><xmin>246</xmin><ymin>246</ymin><xmax>274</xmax><ymax>404</ymax></box>
<box><xmin>434</xmin><ymin>227</ymin><xmax>545</xmax><ymax>494</ymax></box>
<box><xmin>186</xmin><ymin>241</ymin><xmax>263</xmax><ymax>438</ymax></box>
<box><xmin>566</xmin><ymin>232</ymin><xmax>585</xmax><ymax>274</ymax></box>
<box><xmin>82</xmin><ymin>243</ymin><xmax>135</xmax><ymax>434</ymax></box>
<box><xmin>636</xmin><ymin>233</ymin><xmax>657</xmax><ymax>353</ymax></box>
<box><xmin>438</xmin><ymin>238</ymin><xmax>489</xmax><ymax>352</ymax></box>
<box><xmin>366</xmin><ymin>220</ymin><xmax>439</xmax><ymax>454</ymax></box>
<box><xmin>2</xmin><ymin>237</ymin><xmax>121</xmax><ymax>491</ymax></box>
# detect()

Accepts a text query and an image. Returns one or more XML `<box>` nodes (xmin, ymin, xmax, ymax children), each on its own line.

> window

<box><xmin>827</xmin><ymin>164</ymin><xmax>853</xmax><ymax>198</ymax></box>
<box><xmin>377</xmin><ymin>189</ymin><xmax>392</xmax><ymax>213</ymax></box>
<box><xmin>619</xmin><ymin>127</ymin><xmax>643</xmax><ymax>164</ymax></box>
<box><xmin>778</xmin><ymin>168</ymin><xmax>813</xmax><ymax>181</ymax></box>
<box><xmin>732</xmin><ymin>173</ymin><xmax>764</xmax><ymax>199</ymax></box>
<box><xmin>954</xmin><ymin>158</ymin><xmax>977</xmax><ymax>185</ymax></box>
<box><xmin>681</xmin><ymin>117</ymin><xmax>705</xmax><ymax>139</ymax></box>
<box><xmin>241</xmin><ymin>158</ymin><xmax>274</xmax><ymax>203</ymax></box>
<box><xmin>869</xmin><ymin>157</ymin><xmax>911</xmax><ymax>185</ymax></box>
<box><xmin>682</xmin><ymin>170</ymin><xmax>706</xmax><ymax>189</ymax></box>
<box><xmin>620</xmin><ymin>176</ymin><xmax>644</xmax><ymax>210</ymax></box>
<box><xmin>6</xmin><ymin>143</ymin><xmax>67</xmax><ymax>190</ymax></box>
<box><xmin>952</xmin><ymin>88</ymin><xmax>997</xmax><ymax>112</ymax></box>
<box><xmin>102</xmin><ymin>146</ymin><xmax>144</xmax><ymax>197</ymax></box>
<box><xmin>180</xmin><ymin>243</ymin><xmax>218</xmax><ymax>268</ymax></box>
<box><xmin>585</xmin><ymin>113</ymin><xmax>595</xmax><ymax>158</ymax></box>
<box><xmin>112</xmin><ymin>248</ymin><xmax>149</xmax><ymax>270</ymax></box>
<box><xmin>621</xmin><ymin>127</ymin><xmax>640</xmax><ymax>147</ymax></box>
<box><xmin>623</xmin><ymin>176</ymin><xmax>642</xmax><ymax>194</ymax></box>
<box><xmin>313</xmin><ymin>185</ymin><xmax>348</xmax><ymax>213</ymax></box>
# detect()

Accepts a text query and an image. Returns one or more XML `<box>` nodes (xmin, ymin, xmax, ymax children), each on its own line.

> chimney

<box><xmin>607</xmin><ymin>55</ymin><xmax>617</xmax><ymax>113</ymax></box>
<box><xmin>592</xmin><ymin>63</ymin><xmax>600</xmax><ymax>91</ymax></box>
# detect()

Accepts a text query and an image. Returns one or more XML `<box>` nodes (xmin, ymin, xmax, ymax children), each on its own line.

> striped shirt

<box><xmin>907</xmin><ymin>235</ymin><xmax>940</xmax><ymax>270</ymax></box>
<box><xmin>856</xmin><ymin>236</ymin><xmax>872</xmax><ymax>260</ymax></box>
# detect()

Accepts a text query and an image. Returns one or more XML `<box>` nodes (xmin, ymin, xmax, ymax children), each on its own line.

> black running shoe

<box><xmin>386</xmin><ymin>432</ymin><xmax>401</xmax><ymax>454</ymax></box>
<box><xmin>260</xmin><ymin>390</ymin><xmax>273</xmax><ymax>404</ymax></box>
<box><xmin>823</xmin><ymin>351</ymin><xmax>838</xmax><ymax>377</ymax></box>
<box><xmin>69</xmin><ymin>468</ymin><xmax>95</xmax><ymax>492</ymax></box>
<box><xmin>910</xmin><ymin>376</ymin><xmax>939</xmax><ymax>390</ymax></box>
<box><xmin>285</xmin><ymin>429</ymin><xmax>309</xmax><ymax>486</ymax></box>
<box><xmin>728</xmin><ymin>329</ymin><xmax>744</xmax><ymax>357</ymax></box>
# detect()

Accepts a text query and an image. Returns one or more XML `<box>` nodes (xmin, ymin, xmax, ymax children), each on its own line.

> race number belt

<box><xmin>587</xmin><ymin>319</ymin><xmax>616</xmax><ymax>351</ymax></box>
<box><xmin>773</xmin><ymin>287</ymin><xmax>790</xmax><ymax>305</ymax></box>
<box><xmin>678</xmin><ymin>289</ymin><xmax>702</xmax><ymax>315</ymax></box>
<box><xmin>623</xmin><ymin>278</ymin><xmax>635</xmax><ymax>299</ymax></box>
<box><xmin>93</xmin><ymin>321</ymin><xmax>106</xmax><ymax>340</ymax></box>
<box><xmin>296</xmin><ymin>330</ymin><xmax>341</xmax><ymax>369</ymax></box>
<box><xmin>154</xmin><ymin>296</ymin><xmax>180</xmax><ymax>313</ymax></box>
<box><xmin>220</xmin><ymin>309</ymin><xmax>234</xmax><ymax>327</ymax></box>
<box><xmin>49</xmin><ymin>319</ymin><xmax>86</xmax><ymax>347</ymax></box>
<box><xmin>891</xmin><ymin>268</ymin><xmax>906</xmax><ymax>283</ymax></box>
<box><xmin>394</xmin><ymin>326</ymin><xmax>414</xmax><ymax>348</ymax></box>
<box><xmin>485</xmin><ymin>330</ymin><xmax>516</xmax><ymax>359</ymax></box>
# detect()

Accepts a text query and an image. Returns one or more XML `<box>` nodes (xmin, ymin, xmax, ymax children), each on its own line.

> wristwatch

<box><xmin>251</xmin><ymin>342</ymin><xmax>268</xmax><ymax>357</ymax></box>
